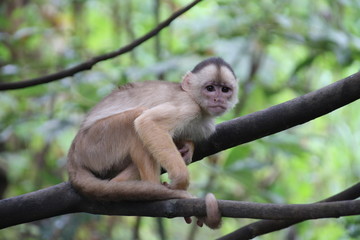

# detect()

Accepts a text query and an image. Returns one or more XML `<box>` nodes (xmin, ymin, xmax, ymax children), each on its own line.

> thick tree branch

<box><xmin>194</xmin><ymin>71</ymin><xmax>360</xmax><ymax>161</ymax></box>
<box><xmin>0</xmin><ymin>183</ymin><xmax>81</xmax><ymax>229</ymax></box>
<box><xmin>0</xmin><ymin>0</ymin><xmax>203</xmax><ymax>91</ymax></box>
<box><xmin>1</xmin><ymin>182</ymin><xmax>360</xmax><ymax>230</ymax></box>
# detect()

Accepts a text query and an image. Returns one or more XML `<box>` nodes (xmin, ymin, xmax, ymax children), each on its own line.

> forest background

<box><xmin>1</xmin><ymin>0</ymin><xmax>360</xmax><ymax>239</ymax></box>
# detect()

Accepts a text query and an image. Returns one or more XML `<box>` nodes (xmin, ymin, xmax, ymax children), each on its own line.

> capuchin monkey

<box><xmin>67</xmin><ymin>57</ymin><xmax>238</xmax><ymax>229</ymax></box>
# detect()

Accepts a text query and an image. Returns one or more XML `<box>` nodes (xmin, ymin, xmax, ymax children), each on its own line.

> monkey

<box><xmin>67</xmin><ymin>57</ymin><xmax>238</xmax><ymax>228</ymax></box>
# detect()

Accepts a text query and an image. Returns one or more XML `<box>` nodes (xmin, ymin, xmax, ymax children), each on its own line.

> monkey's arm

<box><xmin>134</xmin><ymin>103</ymin><xmax>197</xmax><ymax>190</ymax></box>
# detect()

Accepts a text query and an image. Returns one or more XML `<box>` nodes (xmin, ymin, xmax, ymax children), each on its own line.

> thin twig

<box><xmin>0</xmin><ymin>0</ymin><xmax>203</xmax><ymax>91</ymax></box>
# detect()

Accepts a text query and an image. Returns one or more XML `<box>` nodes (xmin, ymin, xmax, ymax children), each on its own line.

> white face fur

<box><xmin>182</xmin><ymin>64</ymin><xmax>238</xmax><ymax>116</ymax></box>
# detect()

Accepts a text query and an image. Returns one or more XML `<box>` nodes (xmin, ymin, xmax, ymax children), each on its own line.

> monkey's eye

<box><xmin>206</xmin><ymin>85</ymin><xmax>215</xmax><ymax>92</ymax></box>
<box><xmin>222</xmin><ymin>87</ymin><xmax>230</xmax><ymax>93</ymax></box>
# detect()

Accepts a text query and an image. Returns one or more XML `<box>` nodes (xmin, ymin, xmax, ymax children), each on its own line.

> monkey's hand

<box><xmin>168</xmin><ymin>170</ymin><xmax>190</xmax><ymax>190</ymax></box>
<box><xmin>175</xmin><ymin>141</ymin><xmax>194</xmax><ymax>165</ymax></box>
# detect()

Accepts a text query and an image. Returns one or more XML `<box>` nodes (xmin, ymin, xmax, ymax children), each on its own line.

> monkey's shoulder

<box><xmin>114</xmin><ymin>80</ymin><xmax>192</xmax><ymax>107</ymax></box>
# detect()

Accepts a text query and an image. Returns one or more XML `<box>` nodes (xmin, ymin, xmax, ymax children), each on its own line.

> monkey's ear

<box><xmin>181</xmin><ymin>72</ymin><xmax>193</xmax><ymax>92</ymax></box>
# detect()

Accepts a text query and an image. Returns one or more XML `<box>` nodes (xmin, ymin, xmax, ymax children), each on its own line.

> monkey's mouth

<box><xmin>207</xmin><ymin>105</ymin><xmax>227</xmax><ymax>116</ymax></box>
<box><xmin>208</xmin><ymin>105</ymin><xmax>227</xmax><ymax>112</ymax></box>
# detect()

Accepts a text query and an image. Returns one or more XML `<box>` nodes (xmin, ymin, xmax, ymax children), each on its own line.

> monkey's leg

<box><xmin>134</xmin><ymin>104</ymin><xmax>190</xmax><ymax>190</ymax></box>
<box><xmin>130</xmin><ymin>137</ymin><xmax>161</xmax><ymax>184</ymax></box>
<box><xmin>111</xmin><ymin>163</ymin><xmax>140</xmax><ymax>182</ymax></box>
<box><xmin>108</xmin><ymin>108</ymin><xmax>160</xmax><ymax>183</ymax></box>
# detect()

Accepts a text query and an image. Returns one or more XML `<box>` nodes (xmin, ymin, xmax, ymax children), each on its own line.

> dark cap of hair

<box><xmin>191</xmin><ymin>57</ymin><xmax>235</xmax><ymax>76</ymax></box>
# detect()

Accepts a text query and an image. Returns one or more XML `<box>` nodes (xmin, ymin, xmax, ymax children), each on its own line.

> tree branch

<box><xmin>0</xmin><ymin>0</ymin><xmax>203</xmax><ymax>91</ymax></box>
<box><xmin>1</xmin><ymin>182</ymin><xmax>360</xmax><ymax>230</ymax></box>
<box><xmin>194</xmin><ymin>71</ymin><xmax>360</xmax><ymax>161</ymax></box>
<box><xmin>218</xmin><ymin>182</ymin><xmax>360</xmax><ymax>240</ymax></box>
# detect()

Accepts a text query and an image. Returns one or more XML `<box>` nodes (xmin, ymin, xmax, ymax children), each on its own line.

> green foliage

<box><xmin>1</xmin><ymin>0</ymin><xmax>360</xmax><ymax>239</ymax></box>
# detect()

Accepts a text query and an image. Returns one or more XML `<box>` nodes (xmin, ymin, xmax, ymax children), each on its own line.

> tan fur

<box><xmin>67</xmin><ymin>57</ymin><xmax>238</xmax><ymax>227</ymax></box>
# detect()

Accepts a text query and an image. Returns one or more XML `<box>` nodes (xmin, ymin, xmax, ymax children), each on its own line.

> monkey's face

<box><xmin>201</xmin><ymin>82</ymin><xmax>235</xmax><ymax>116</ymax></box>
<box><xmin>184</xmin><ymin>65</ymin><xmax>238</xmax><ymax>116</ymax></box>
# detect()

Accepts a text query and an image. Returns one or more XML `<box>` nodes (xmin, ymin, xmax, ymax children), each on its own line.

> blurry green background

<box><xmin>1</xmin><ymin>0</ymin><xmax>360</xmax><ymax>239</ymax></box>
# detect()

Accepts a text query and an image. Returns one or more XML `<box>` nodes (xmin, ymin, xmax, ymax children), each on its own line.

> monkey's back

<box><xmin>81</xmin><ymin>81</ymin><xmax>196</xmax><ymax>130</ymax></box>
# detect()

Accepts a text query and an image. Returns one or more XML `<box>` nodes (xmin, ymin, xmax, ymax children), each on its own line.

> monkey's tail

<box><xmin>203</xmin><ymin>193</ymin><xmax>222</xmax><ymax>229</ymax></box>
<box><xmin>68</xmin><ymin>165</ymin><xmax>192</xmax><ymax>201</ymax></box>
